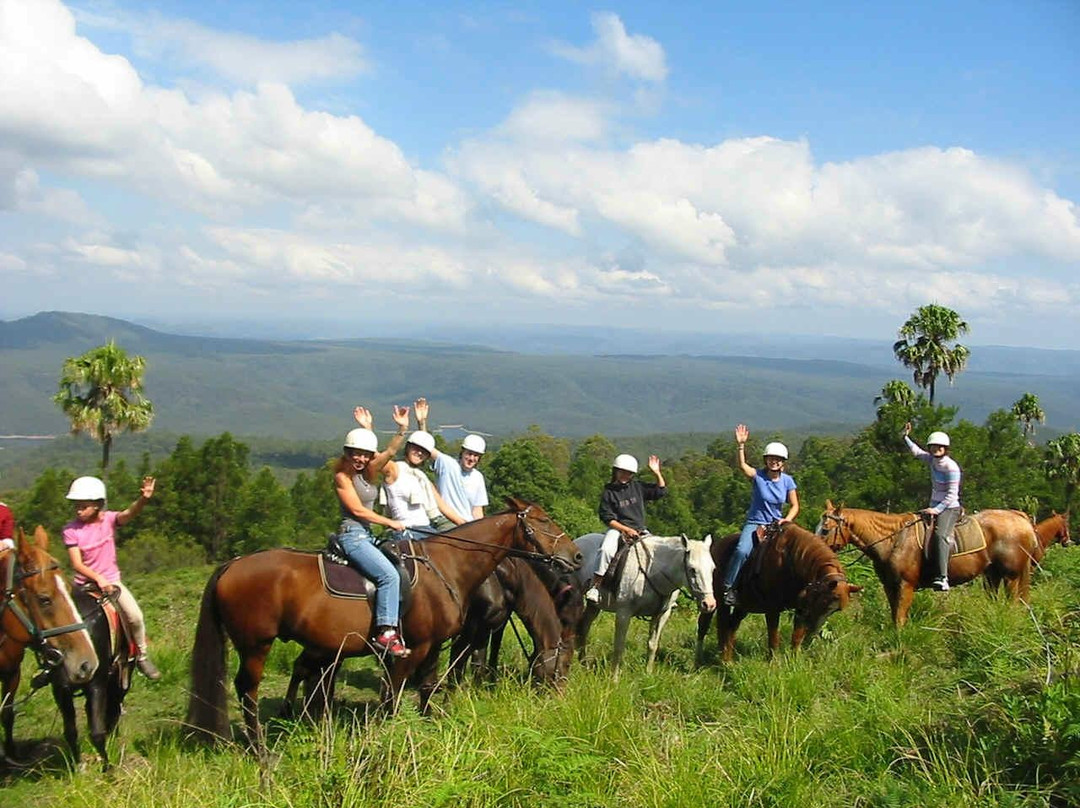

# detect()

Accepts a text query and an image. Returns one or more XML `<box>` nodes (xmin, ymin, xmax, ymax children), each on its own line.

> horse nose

<box><xmin>76</xmin><ymin>659</ymin><xmax>96</xmax><ymax>682</ymax></box>
<box><xmin>573</xmin><ymin>550</ymin><xmax>583</xmax><ymax>566</ymax></box>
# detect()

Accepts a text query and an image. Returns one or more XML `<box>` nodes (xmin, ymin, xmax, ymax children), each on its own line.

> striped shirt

<box><xmin>904</xmin><ymin>436</ymin><xmax>961</xmax><ymax>514</ymax></box>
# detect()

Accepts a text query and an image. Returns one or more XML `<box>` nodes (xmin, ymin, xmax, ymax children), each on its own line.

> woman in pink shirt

<box><xmin>62</xmin><ymin>475</ymin><xmax>161</xmax><ymax>680</ymax></box>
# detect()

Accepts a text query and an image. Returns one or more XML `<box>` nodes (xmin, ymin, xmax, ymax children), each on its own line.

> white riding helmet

<box><xmin>407</xmin><ymin>430</ymin><xmax>436</xmax><ymax>454</ymax></box>
<box><xmin>461</xmin><ymin>434</ymin><xmax>486</xmax><ymax>454</ymax></box>
<box><xmin>612</xmin><ymin>454</ymin><xmax>639</xmax><ymax>473</ymax></box>
<box><xmin>343</xmin><ymin>428</ymin><xmax>378</xmax><ymax>453</ymax></box>
<box><xmin>927</xmin><ymin>431</ymin><xmax>951</xmax><ymax>447</ymax></box>
<box><xmin>66</xmin><ymin>476</ymin><xmax>107</xmax><ymax>501</ymax></box>
<box><xmin>763</xmin><ymin>442</ymin><xmax>789</xmax><ymax>460</ymax></box>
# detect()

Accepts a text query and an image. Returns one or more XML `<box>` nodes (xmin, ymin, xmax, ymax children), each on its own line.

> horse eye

<box><xmin>38</xmin><ymin>595</ymin><xmax>53</xmax><ymax>607</ymax></box>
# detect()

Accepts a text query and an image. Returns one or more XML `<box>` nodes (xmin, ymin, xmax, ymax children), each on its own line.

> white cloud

<box><xmin>552</xmin><ymin>12</ymin><xmax>668</xmax><ymax>83</ymax></box>
<box><xmin>499</xmin><ymin>92</ymin><xmax>609</xmax><ymax>143</ymax></box>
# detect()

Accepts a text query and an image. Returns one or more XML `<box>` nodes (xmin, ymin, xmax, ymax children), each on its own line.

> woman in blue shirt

<box><xmin>721</xmin><ymin>424</ymin><xmax>799</xmax><ymax>606</ymax></box>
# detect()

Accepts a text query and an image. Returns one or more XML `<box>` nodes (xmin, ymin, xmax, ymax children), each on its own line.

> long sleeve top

<box><xmin>904</xmin><ymin>436</ymin><xmax>961</xmax><ymax>514</ymax></box>
<box><xmin>598</xmin><ymin>480</ymin><xmax>666</xmax><ymax>531</ymax></box>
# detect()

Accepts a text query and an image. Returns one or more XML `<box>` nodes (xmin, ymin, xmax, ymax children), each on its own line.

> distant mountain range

<box><xmin>2</xmin><ymin>311</ymin><xmax>1078</xmax><ymax>445</ymax></box>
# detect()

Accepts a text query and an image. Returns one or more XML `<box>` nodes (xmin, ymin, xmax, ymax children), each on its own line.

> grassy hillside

<box><xmin>3</xmin><ymin>313</ymin><xmax>1079</xmax><ymax>446</ymax></box>
<box><xmin>2</xmin><ymin>545</ymin><xmax>1078</xmax><ymax>806</ymax></box>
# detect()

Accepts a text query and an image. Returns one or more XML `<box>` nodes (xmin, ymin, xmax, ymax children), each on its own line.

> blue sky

<box><xmin>1</xmin><ymin>0</ymin><xmax>1077</xmax><ymax>348</ymax></box>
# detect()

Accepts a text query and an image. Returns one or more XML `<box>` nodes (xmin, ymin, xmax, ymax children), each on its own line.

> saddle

<box><xmin>78</xmin><ymin>585</ymin><xmax>137</xmax><ymax>690</ymax></box>
<box><xmin>320</xmin><ymin>535</ymin><xmax>416</xmax><ymax>614</ymax></box>
<box><xmin>600</xmin><ymin>533</ymin><xmax>647</xmax><ymax>592</ymax></box>
<box><xmin>916</xmin><ymin>512</ymin><xmax>986</xmax><ymax>557</ymax></box>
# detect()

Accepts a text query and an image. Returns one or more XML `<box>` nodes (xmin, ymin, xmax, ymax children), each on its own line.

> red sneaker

<box><xmin>372</xmin><ymin>629</ymin><xmax>411</xmax><ymax>658</ymax></box>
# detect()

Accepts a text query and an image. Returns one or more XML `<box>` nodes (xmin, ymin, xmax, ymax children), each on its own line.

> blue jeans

<box><xmin>338</xmin><ymin>522</ymin><xmax>400</xmax><ymax>629</ymax></box>
<box><xmin>389</xmin><ymin>525</ymin><xmax>438</xmax><ymax>542</ymax></box>
<box><xmin>723</xmin><ymin>522</ymin><xmax>762</xmax><ymax>589</ymax></box>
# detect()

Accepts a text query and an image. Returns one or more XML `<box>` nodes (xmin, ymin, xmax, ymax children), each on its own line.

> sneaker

<box><xmin>136</xmin><ymin>656</ymin><xmax>162</xmax><ymax>680</ymax></box>
<box><xmin>584</xmin><ymin>586</ymin><xmax>600</xmax><ymax>603</ymax></box>
<box><xmin>931</xmin><ymin>578</ymin><xmax>950</xmax><ymax>592</ymax></box>
<box><xmin>721</xmin><ymin>587</ymin><xmax>738</xmax><ymax>607</ymax></box>
<box><xmin>372</xmin><ymin>629</ymin><xmax>411</xmax><ymax>658</ymax></box>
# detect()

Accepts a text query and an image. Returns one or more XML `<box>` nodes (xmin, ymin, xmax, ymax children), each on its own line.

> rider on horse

<box><xmin>414</xmin><ymin>397</ymin><xmax>490</xmax><ymax>523</ymax></box>
<box><xmin>903</xmin><ymin>422</ymin><xmax>962</xmax><ymax>592</ymax></box>
<box><xmin>334</xmin><ymin>406</ymin><xmax>414</xmax><ymax>658</ymax></box>
<box><xmin>721</xmin><ymin>425</ymin><xmax>800</xmax><ymax>607</ymax></box>
<box><xmin>584</xmin><ymin>453</ymin><xmax>667</xmax><ymax>604</ymax></box>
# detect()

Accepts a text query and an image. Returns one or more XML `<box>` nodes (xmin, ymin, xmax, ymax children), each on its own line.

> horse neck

<box><xmin>505</xmin><ymin>560</ymin><xmax>562</xmax><ymax>644</ymax></box>
<box><xmin>640</xmin><ymin>536</ymin><xmax>687</xmax><ymax>584</ymax></box>
<box><xmin>782</xmin><ymin>525</ymin><xmax>842</xmax><ymax>582</ymax></box>
<box><xmin>844</xmin><ymin>509</ymin><xmax>910</xmax><ymax>560</ymax></box>
<box><xmin>1034</xmin><ymin>516</ymin><xmax>1062</xmax><ymax>550</ymax></box>
<box><xmin>423</xmin><ymin>513</ymin><xmax>519</xmax><ymax>600</ymax></box>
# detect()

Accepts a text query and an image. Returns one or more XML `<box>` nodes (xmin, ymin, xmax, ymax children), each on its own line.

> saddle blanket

<box><xmin>915</xmin><ymin>514</ymin><xmax>986</xmax><ymax>557</ymax></box>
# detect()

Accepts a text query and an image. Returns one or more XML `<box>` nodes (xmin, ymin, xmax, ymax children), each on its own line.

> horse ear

<box><xmin>33</xmin><ymin>525</ymin><xmax>49</xmax><ymax>551</ymax></box>
<box><xmin>824</xmin><ymin>499</ymin><xmax>834</xmax><ymax>510</ymax></box>
<box><xmin>848</xmin><ymin>584</ymin><xmax>863</xmax><ymax>594</ymax></box>
<box><xmin>504</xmin><ymin>496</ymin><xmax>526</xmax><ymax>512</ymax></box>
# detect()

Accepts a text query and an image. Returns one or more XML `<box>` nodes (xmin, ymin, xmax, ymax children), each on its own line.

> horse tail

<box><xmin>185</xmin><ymin>562</ymin><xmax>231</xmax><ymax>743</ymax></box>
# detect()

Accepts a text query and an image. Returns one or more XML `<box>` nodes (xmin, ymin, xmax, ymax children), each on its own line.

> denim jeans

<box><xmin>338</xmin><ymin>522</ymin><xmax>401</xmax><ymax>629</ymax></box>
<box><xmin>723</xmin><ymin>522</ymin><xmax>761</xmax><ymax>589</ymax></box>
<box><xmin>389</xmin><ymin>525</ymin><xmax>438</xmax><ymax>542</ymax></box>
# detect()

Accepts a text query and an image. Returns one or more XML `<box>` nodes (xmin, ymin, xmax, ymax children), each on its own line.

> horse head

<box><xmin>815</xmin><ymin>501</ymin><xmax>851</xmax><ymax>551</ymax></box>
<box><xmin>504</xmin><ymin>497</ymin><xmax>583</xmax><ymax>572</ymax></box>
<box><xmin>12</xmin><ymin>527</ymin><xmax>98</xmax><ymax>686</ymax></box>
<box><xmin>684</xmin><ymin>535</ymin><xmax>717</xmax><ymax>613</ymax></box>
<box><xmin>1055</xmin><ymin>511</ymin><xmax>1072</xmax><ymax>547</ymax></box>
<box><xmin>796</xmin><ymin>572</ymin><xmax>863</xmax><ymax>636</ymax></box>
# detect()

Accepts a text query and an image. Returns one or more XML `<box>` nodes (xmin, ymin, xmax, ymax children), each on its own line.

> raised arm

<box><xmin>367</xmin><ymin>405</ymin><xmax>411</xmax><ymax>479</ymax></box>
<box><xmin>413</xmin><ymin>397</ymin><xmax>442</xmax><ymax>460</ymax></box>
<box><xmin>734</xmin><ymin>424</ymin><xmax>757</xmax><ymax>479</ymax></box>
<box><xmin>647</xmin><ymin>455</ymin><xmax>666</xmax><ymax>488</ymax></box>
<box><xmin>116</xmin><ymin>476</ymin><xmax>154</xmax><ymax>526</ymax></box>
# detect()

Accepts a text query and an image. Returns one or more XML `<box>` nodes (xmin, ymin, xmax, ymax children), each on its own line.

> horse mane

<box><xmin>842</xmin><ymin>507</ymin><xmax>916</xmax><ymax>538</ymax></box>
<box><xmin>780</xmin><ymin>524</ymin><xmax>843</xmax><ymax>580</ymax></box>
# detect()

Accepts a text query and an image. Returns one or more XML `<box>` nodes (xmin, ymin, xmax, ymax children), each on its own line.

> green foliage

<box><xmin>15</xmin><ymin>466</ymin><xmax>73</xmax><ymax>535</ymax></box>
<box><xmin>1044</xmin><ymin>433</ymin><xmax>1080</xmax><ymax>511</ymax></box>
<box><xmin>53</xmin><ymin>339</ymin><xmax>154</xmax><ymax>471</ymax></box>
<box><xmin>486</xmin><ymin>438</ymin><xmax>566</xmax><ymax>511</ymax></box>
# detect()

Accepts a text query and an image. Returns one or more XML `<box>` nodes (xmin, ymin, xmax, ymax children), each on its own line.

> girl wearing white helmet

<box><xmin>62</xmin><ymin>474</ymin><xmax>162</xmax><ymax>680</ymax></box>
<box><xmin>902</xmin><ymin>422</ymin><xmax>961</xmax><ymax>592</ymax></box>
<box><xmin>381</xmin><ymin>399</ymin><xmax>468</xmax><ymax>539</ymax></box>
<box><xmin>721</xmin><ymin>424</ymin><xmax>800</xmax><ymax>607</ymax></box>
<box><xmin>334</xmin><ymin>404</ymin><xmax>414</xmax><ymax>657</ymax></box>
<box><xmin>585</xmin><ymin>452</ymin><xmax>667</xmax><ymax>603</ymax></box>
<box><xmin>414</xmin><ymin>398</ymin><xmax>489</xmax><ymax>522</ymax></box>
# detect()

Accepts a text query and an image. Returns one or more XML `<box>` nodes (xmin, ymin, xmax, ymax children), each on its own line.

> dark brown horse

<box><xmin>695</xmin><ymin>523</ymin><xmax>861</xmax><ymax>662</ymax></box>
<box><xmin>1032</xmin><ymin>511</ymin><xmax>1071</xmax><ymax>564</ymax></box>
<box><xmin>448</xmin><ymin>557</ymin><xmax>582</xmax><ymax>688</ymax></box>
<box><xmin>185</xmin><ymin>499</ymin><xmax>580</xmax><ymax>759</ymax></box>
<box><xmin>1</xmin><ymin>527</ymin><xmax>98</xmax><ymax>764</ymax></box>
<box><xmin>817</xmin><ymin>501</ymin><xmax>1037</xmax><ymax>628</ymax></box>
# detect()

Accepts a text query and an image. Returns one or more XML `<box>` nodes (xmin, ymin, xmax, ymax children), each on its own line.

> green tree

<box><xmin>1010</xmin><ymin>393</ymin><xmax>1046</xmax><ymax>443</ymax></box>
<box><xmin>233</xmin><ymin>468</ymin><xmax>296</xmax><ymax>555</ymax></box>
<box><xmin>892</xmin><ymin>304</ymin><xmax>971</xmax><ymax>404</ymax></box>
<box><xmin>53</xmin><ymin>340</ymin><xmax>154</xmax><ymax>473</ymax></box>
<box><xmin>486</xmin><ymin>439</ymin><xmax>566</xmax><ymax>511</ymax></box>
<box><xmin>1045</xmin><ymin>433</ymin><xmax>1080</xmax><ymax>511</ymax></box>
<box><xmin>18</xmin><ymin>467</ymin><xmax>74</xmax><ymax>536</ymax></box>
<box><xmin>290</xmin><ymin>463</ymin><xmax>338</xmax><ymax>545</ymax></box>
<box><xmin>567</xmin><ymin>434</ymin><xmax>617</xmax><ymax>502</ymax></box>
<box><xmin>874</xmin><ymin>379</ymin><xmax>918</xmax><ymax>420</ymax></box>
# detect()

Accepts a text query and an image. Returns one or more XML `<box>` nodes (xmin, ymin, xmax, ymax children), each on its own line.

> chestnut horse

<box><xmin>185</xmin><ymin>499</ymin><xmax>580</xmax><ymax>759</ymax></box>
<box><xmin>1032</xmin><ymin>511</ymin><xmax>1071</xmax><ymax>564</ymax></box>
<box><xmin>695</xmin><ymin>523</ymin><xmax>861</xmax><ymax>662</ymax></box>
<box><xmin>1</xmin><ymin>527</ymin><xmax>98</xmax><ymax>764</ymax></box>
<box><xmin>448</xmin><ymin>556</ymin><xmax>582</xmax><ymax>688</ymax></box>
<box><xmin>817</xmin><ymin>501</ymin><xmax>1037</xmax><ymax>628</ymax></box>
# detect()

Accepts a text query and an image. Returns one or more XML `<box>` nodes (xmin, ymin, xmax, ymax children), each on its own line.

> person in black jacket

<box><xmin>585</xmin><ymin>453</ymin><xmax>667</xmax><ymax>603</ymax></box>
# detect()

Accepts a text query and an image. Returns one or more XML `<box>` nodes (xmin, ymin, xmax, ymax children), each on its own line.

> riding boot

<box><xmin>584</xmin><ymin>574</ymin><xmax>603</xmax><ymax>603</ymax></box>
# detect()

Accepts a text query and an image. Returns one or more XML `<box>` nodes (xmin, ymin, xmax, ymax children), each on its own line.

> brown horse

<box><xmin>695</xmin><ymin>523</ymin><xmax>861</xmax><ymax>662</ymax></box>
<box><xmin>1032</xmin><ymin>511</ymin><xmax>1071</xmax><ymax>564</ymax></box>
<box><xmin>185</xmin><ymin>499</ymin><xmax>580</xmax><ymax>759</ymax></box>
<box><xmin>448</xmin><ymin>556</ymin><xmax>582</xmax><ymax>688</ymax></box>
<box><xmin>1</xmin><ymin>527</ymin><xmax>98</xmax><ymax>764</ymax></box>
<box><xmin>817</xmin><ymin>501</ymin><xmax>1037</xmax><ymax>628</ymax></box>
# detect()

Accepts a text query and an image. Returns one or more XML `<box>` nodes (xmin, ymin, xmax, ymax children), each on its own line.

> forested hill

<box><xmin>2</xmin><ymin>311</ymin><xmax>1079</xmax><ymax>441</ymax></box>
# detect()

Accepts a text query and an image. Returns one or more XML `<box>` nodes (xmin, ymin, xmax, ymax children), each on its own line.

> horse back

<box><xmin>974</xmin><ymin>509</ymin><xmax>1038</xmax><ymax>552</ymax></box>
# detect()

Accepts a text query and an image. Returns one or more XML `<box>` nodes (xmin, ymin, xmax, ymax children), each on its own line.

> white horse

<box><xmin>574</xmin><ymin>533</ymin><xmax>717</xmax><ymax>677</ymax></box>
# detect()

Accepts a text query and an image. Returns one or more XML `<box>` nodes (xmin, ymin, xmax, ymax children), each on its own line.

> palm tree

<box><xmin>1045</xmin><ymin>433</ymin><xmax>1080</xmax><ymax>512</ymax></box>
<box><xmin>54</xmin><ymin>341</ymin><xmax>154</xmax><ymax>473</ymax></box>
<box><xmin>873</xmin><ymin>379</ymin><xmax>918</xmax><ymax>419</ymax></box>
<box><xmin>892</xmin><ymin>304</ymin><xmax>971</xmax><ymax>404</ymax></box>
<box><xmin>1010</xmin><ymin>392</ymin><xmax>1046</xmax><ymax>442</ymax></box>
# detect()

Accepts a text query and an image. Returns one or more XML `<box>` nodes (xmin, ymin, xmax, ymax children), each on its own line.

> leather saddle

<box><xmin>320</xmin><ymin>535</ymin><xmax>416</xmax><ymax>614</ymax></box>
<box><xmin>918</xmin><ymin>512</ymin><xmax>986</xmax><ymax>557</ymax></box>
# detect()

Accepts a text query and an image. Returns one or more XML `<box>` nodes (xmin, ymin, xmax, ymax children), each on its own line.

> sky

<box><xmin>1</xmin><ymin>0</ymin><xmax>1078</xmax><ymax>348</ymax></box>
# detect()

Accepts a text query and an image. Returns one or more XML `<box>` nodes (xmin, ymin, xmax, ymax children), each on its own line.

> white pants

<box><xmin>595</xmin><ymin>529</ymin><xmax>623</xmax><ymax>577</ymax></box>
<box><xmin>113</xmin><ymin>582</ymin><xmax>149</xmax><ymax>655</ymax></box>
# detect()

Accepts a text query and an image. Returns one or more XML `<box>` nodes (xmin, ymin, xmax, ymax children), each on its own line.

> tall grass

<box><xmin>4</xmin><ymin>550</ymin><xmax>1078</xmax><ymax>807</ymax></box>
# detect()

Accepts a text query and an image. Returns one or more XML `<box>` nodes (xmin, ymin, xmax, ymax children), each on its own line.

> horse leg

<box><xmin>234</xmin><ymin>642</ymin><xmax>272</xmax><ymax>762</ymax></box>
<box><xmin>611</xmin><ymin>609</ymin><xmax>633</xmax><ymax>680</ymax></box>
<box><xmin>718</xmin><ymin>609</ymin><xmax>741</xmax><ymax>662</ymax></box>
<box><xmin>892</xmin><ymin>582</ymin><xmax>915</xmax><ymax>629</ymax></box>
<box><xmin>486</xmin><ymin>622</ymin><xmax>506</xmax><ymax>682</ymax></box>
<box><xmin>765</xmin><ymin>611</ymin><xmax>782</xmax><ymax>659</ymax></box>
<box><xmin>1</xmin><ymin>670</ymin><xmax>21</xmax><ymax>762</ymax></box>
<box><xmin>50</xmin><ymin>680</ymin><xmax>81</xmax><ymax>768</ymax></box>
<box><xmin>646</xmin><ymin>591</ymin><xmax>680</xmax><ymax>673</ymax></box>
<box><xmin>85</xmin><ymin>681</ymin><xmax>112</xmax><ymax>771</ymax></box>
<box><xmin>576</xmin><ymin>603</ymin><xmax>600</xmax><ymax>663</ymax></box>
<box><xmin>695</xmin><ymin>607</ymin><xmax>714</xmax><ymax>667</ymax></box>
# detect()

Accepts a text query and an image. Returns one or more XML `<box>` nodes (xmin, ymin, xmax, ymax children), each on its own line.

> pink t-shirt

<box><xmin>63</xmin><ymin>510</ymin><xmax>122</xmax><ymax>585</ymax></box>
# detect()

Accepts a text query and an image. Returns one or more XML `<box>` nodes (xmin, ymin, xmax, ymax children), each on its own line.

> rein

<box><xmin>420</xmin><ymin>510</ymin><xmax>572</xmax><ymax>567</ymax></box>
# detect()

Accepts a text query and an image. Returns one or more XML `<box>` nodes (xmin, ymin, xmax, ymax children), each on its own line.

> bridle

<box><xmin>819</xmin><ymin>511</ymin><xmax>922</xmax><ymax>555</ymax></box>
<box><xmin>1</xmin><ymin>550</ymin><xmax>90</xmax><ymax>681</ymax></box>
<box><xmin>421</xmin><ymin>508</ymin><xmax>575</xmax><ymax>569</ymax></box>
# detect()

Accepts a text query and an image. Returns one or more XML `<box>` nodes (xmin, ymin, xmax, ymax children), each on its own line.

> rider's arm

<box><xmin>67</xmin><ymin>546</ymin><xmax>111</xmax><ymax>591</ymax></box>
<box><xmin>335</xmin><ymin>471</ymin><xmax>402</xmax><ymax>530</ymax></box>
<box><xmin>413</xmin><ymin>398</ymin><xmax>442</xmax><ymax>460</ymax></box>
<box><xmin>433</xmin><ymin>486</ymin><xmax>466</xmax><ymax>525</ymax></box>
<box><xmin>736</xmin><ymin>443</ymin><xmax>757</xmax><ymax>479</ymax></box>
<box><xmin>780</xmin><ymin>489</ymin><xmax>800</xmax><ymax>523</ymax></box>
